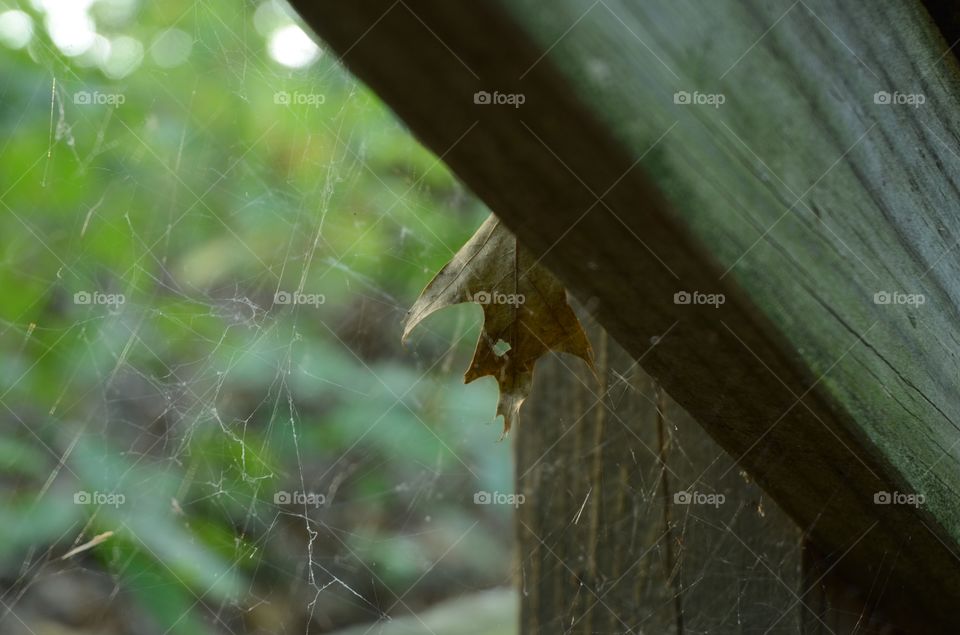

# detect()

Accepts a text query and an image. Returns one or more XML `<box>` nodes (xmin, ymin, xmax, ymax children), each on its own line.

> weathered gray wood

<box><xmin>517</xmin><ymin>328</ymin><xmax>680</xmax><ymax>634</ymax></box>
<box><xmin>519</xmin><ymin>319</ymin><xmax>927</xmax><ymax>633</ymax></box>
<box><xmin>518</xmin><ymin>326</ymin><xmax>801</xmax><ymax>633</ymax></box>
<box><xmin>292</xmin><ymin>0</ymin><xmax>960</xmax><ymax>627</ymax></box>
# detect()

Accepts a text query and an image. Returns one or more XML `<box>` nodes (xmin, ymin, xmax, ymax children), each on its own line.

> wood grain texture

<box><xmin>518</xmin><ymin>319</ymin><xmax>926</xmax><ymax>633</ymax></box>
<box><xmin>518</xmin><ymin>325</ymin><xmax>798</xmax><ymax>633</ymax></box>
<box><xmin>290</xmin><ymin>0</ymin><xmax>960</xmax><ymax>627</ymax></box>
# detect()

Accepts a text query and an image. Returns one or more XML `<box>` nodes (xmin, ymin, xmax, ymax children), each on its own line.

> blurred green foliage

<box><xmin>0</xmin><ymin>1</ymin><xmax>516</xmax><ymax>633</ymax></box>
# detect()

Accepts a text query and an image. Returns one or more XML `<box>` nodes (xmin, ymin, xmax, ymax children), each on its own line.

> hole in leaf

<box><xmin>493</xmin><ymin>339</ymin><xmax>512</xmax><ymax>357</ymax></box>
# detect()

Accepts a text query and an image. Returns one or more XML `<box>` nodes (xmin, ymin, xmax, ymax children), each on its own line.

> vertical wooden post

<box><xmin>515</xmin><ymin>317</ymin><xmax>922</xmax><ymax>633</ymax></box>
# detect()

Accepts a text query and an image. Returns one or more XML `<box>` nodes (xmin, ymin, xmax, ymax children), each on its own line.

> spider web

<box><xmin>0</xmin><ymin>1</ymin><xmax>519</xmax><ymax>633</ymax></box>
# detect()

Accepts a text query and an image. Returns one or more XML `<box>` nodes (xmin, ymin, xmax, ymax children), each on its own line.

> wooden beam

<box><xmin>518</xmin><ymin>319</ymin><xmax>934</xmax><ymax>632</ymax></box>
<box><xmin>291</xmin><ymin>0</ymin><xmax>960</xmax><ymax>626</ymax></box>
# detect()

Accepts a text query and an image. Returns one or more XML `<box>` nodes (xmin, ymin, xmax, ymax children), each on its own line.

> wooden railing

<box><xmin>291</xmin><ymin>1</ymin><xmax>960</xmax><ymax>629</ymax></box>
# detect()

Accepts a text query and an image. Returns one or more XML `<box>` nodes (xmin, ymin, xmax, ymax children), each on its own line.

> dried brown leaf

<box><xmin>402</xmin><ymin>215</ymin><xmax>594</xmax><ymax>436</ymax></box>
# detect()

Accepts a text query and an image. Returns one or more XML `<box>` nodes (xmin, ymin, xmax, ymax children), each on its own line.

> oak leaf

<box><xmin>402</xmin><ymin>215</ymin><xmax>594</xmax><ymax>436</ymax></box>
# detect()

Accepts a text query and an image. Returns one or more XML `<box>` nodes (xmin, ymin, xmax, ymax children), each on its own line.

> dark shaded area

<box><xmin>921</xmin><ymin>0</ymin><xmax>960</xmax><ymax>60</ymax></box>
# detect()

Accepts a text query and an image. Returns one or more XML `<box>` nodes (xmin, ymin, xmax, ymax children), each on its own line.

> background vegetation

<box><xmin>0</xmin><ymin>1</ymin><xmax>516</xmax><ymax>632</ymax></box>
